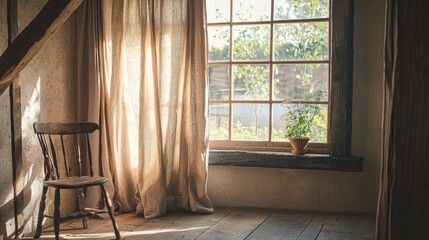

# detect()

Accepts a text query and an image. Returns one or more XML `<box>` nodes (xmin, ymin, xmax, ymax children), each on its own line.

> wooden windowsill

<box><xmin>208</xmin><ymin>150</ymin><xmax>363</xmax><ymax>172</ymax></box>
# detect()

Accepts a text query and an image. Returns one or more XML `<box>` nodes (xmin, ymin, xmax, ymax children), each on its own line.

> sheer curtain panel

<box><xmin>75</xmin><ymin>0</ymin><xmax>213</xmax><ymax>219</ymax></box>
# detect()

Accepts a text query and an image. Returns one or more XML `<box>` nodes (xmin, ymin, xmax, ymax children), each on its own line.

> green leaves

<box><xmin>233</xmin><ymin>25</ymin><xmax>270</xmax><ymax>61</ymax></box>
<box><xmin>282</xmin><ymin>90</ymin><xmax>327</xmax><ymax>139</ymax></box>
<box><xmin>274</xmin><ymin>22</ymin><xmax>329</xmax><ymax>61</ymax></box>
<box><xmin>274</xmin><ymin>0</ymin><xmax>329</xmax><ymax>20</ymax></box>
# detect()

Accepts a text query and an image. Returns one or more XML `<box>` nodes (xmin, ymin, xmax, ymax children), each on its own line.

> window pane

<box><xmin>209</xmin><ymin>65</ymin><xmax>230</xmax><ymax>100</ymax></box>
<box><xmin>233</xmin><ymin>0</ymin><xmax>271</xmax><ymax>22</ymax></box>
<box><xmin>274</xmin><ymin>22</ymin><xmax>329</xmax><ymax>61</ymax></box>
<box><xmin>232</xmin><ymin>104</ymin><xmax>269</xmax><ymax>140</ymax></box>
<box><xmin>273</xmin><ymin>64</ymin><xmax>328</xmax><ymax>101</ymax></box>
<box><xmin>233</xmin><ymin>25</ymin><xmax>270</xmax><ymax>61</ymax></box>
<box><xmin>207</xmin><ymin>0</ymin><xmax>231</xmax><ymax>23</ymax></box>
<box><xmin>310</xmin><ymin>104</ymin><xmax>328</xmax><ymax>143</ymax></box>
<box><xmin>272</xmin><ymin>103</ymin><xmax>327</xmax><ymax>142</ymax></box>
<box><xmin>233</xmin><ymin>64</ymin><xmax>270</xmax><ymax>100</ymax></box>
<box><xmin>272</xmin><ymin>104</ymin><xmax>287</xmax><ymax>141</ymax></box>
<box><xmin>274</xmin><ymin>0</ymin><xmax>329</xmax><ymax>20</ymax></box>
<box><xmin>209</xmin><ymin>104</ymin><xmax>229</xmax><ymax>140</ymax></box>
<box><xmin>208</xmin><ymin>26</ymin><xmax>230</xmax><ymax>62</ymax></box>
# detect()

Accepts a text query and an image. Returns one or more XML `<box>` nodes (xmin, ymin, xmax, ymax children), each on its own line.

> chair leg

<box><xmin>78</xmin><ymin>189</ymin><xmax>88</xmax><ymax>229</ymax></box>
<box><xmin>34</xmin><ymin>186</ymin><xmax>48</xmax><ymax>239</ymax></box>
<box><xmin>100</xmin><ymin>185</ymin><xmax>121</xmax><ymax>239</ymax></box>
<box><xmin>54</xmin><ymin>188</ymin><xmax>61</xmax><ymax>240</ymax></box>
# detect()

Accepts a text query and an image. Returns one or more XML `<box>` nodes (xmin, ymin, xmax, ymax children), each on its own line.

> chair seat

<box><xmin>44</xmin><ymin>176</ymin><xmax>109</xmax><ymax>189</ymax></box>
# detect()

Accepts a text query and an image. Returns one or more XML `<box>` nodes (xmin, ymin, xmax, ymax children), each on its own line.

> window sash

<box><xmin>207</xmin><ymin>0</ymin><xmax>332</xmax><ymax>152</ymax></box>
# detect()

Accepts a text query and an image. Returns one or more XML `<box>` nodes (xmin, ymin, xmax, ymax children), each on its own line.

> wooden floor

<box><xmin>33</xmin><ymin>207</ymin><xmax>375</xmax><ymax>239</ymax></box>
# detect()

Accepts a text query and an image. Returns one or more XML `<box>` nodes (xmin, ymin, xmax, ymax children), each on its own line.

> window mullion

<box><xmin>268</xmin><ymin>0</ymin><xmax>275</xmax><ymax>142</ymax></box>
<box><xmin>228</xmin><ymin>0</ymin><xmax>233</xmax><ymax>141</ymax></box>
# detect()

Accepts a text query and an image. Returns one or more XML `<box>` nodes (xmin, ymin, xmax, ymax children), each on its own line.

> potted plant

<box><xmin>282</xmin><ymin>90</ymin><xmax>326</xmax><ymax>154</ymax></box>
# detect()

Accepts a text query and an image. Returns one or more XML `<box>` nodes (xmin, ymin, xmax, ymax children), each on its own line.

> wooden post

<box><xmin>7</xmin><ymin>0</ymin><xmax>23</xmax><ymax>237</ymax></box>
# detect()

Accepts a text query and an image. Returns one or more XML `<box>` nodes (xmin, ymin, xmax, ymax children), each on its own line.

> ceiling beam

<box><xmin>0</xmin><ymin>0</ymin><xmax>84</xmax><ymax>96</ymax></box>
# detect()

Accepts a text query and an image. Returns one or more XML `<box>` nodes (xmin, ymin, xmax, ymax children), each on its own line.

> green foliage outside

<box><xmin>209</xmin><ymin>115</ymin><xmax>229</xmax><ymax>140</ymax></box>
<box><xmin>233</xmin><ymin>121</ymin><xmax>269</xmax><ymax>141</ymax></box>
<box><xmin>274</xmin><ymin>0</ymin><xmax>329</xmax><ymax>20</ymax></box>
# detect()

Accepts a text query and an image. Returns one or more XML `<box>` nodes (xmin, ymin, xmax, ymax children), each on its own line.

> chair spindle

<box><xmin>86</xmin><ymin>133</ymin><xmax>94</xmax><ymax>176</ymax></box>
<box><xmin>48</xmin><ymin>135</ymin><xmax>60</xmax><ymax>179</ymax></box>
<box><xmin>60</xmin><ymin>135</ymin><xmax>71</xmax><ymax>177</ymax></box>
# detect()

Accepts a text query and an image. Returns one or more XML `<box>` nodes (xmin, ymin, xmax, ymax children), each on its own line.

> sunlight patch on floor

<box><xmin>32</xmin><ymin>226</ymin><xmax>209</xmax><ymax>239</ymax></box>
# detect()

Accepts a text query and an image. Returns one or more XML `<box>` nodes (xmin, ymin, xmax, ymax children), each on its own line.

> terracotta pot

<box><xmin>288</xmin><ymin>137</ymin><xmax>310</xmax><ymax>154</ymax></box>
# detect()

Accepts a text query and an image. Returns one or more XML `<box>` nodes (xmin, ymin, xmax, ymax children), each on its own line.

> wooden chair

<box><xmin>33</xmin><ymin>122</ymin><xmax>121</xmax><ymax>239</ymax></box>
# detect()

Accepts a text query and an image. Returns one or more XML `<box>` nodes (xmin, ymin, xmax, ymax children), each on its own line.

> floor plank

<box><xmin>39</xmin><ymin>212</ymin><xmax>187</xmax><ymax>239</ymax></box>
<box><xmin>316</xmin><ymin>213</ymin><xmax>362</xmax><ymax>240</ymax></box>
<box><xmin>246</xmin><ymin>211</ymin><xmax>313</xmax><ymax>240</ymax></box>
<box><xmin>30</xmin><ymin>208</ymin><xmax>375</xmax><ymax>240</ymax></box>
<box><xmin>297</xmin><ymin>213</ymin><xmax>339</xmax><ymax>240</ymax></box>
<box><xmin>195</xmin><ymin>208</ymin><xmax>272</xmax><ymax>240</ymax></box>
<box><xmin>140</xmin><ymin>207</ymin><xmax>234</xmax><ymax>240</ymax></box>
<box><xmin>352</xmin><ymin>215</ymin><xmax>376</xmax><ymax>240</ymax></box>
<box><xmin>116</xmin><ymin>212</ymin><xmax>187</xmax><ymax>239</ymax></box>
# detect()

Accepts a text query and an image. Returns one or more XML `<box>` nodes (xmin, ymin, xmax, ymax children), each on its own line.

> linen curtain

<box><xmin>376</xmin><ymin>0</ymin><xmax>429</xmax><ymax>238</ymax></box>
<box><xmin>74</xmin><ymin>0</ymin><xmax>213</xmax><ymax>219</ymax></box>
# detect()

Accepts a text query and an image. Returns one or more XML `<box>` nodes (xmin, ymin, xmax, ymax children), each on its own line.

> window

<box><xmin>207</xmin><ymin>0</ymin><xmax>331</xmax><ymax>153</ymax></box>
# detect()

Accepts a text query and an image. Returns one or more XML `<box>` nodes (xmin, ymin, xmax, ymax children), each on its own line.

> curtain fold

<box><xmin>75</xmin><ymin>0</ymin><xmax>213</xmax><ymax>219</ymax></box>
<box><xmin>74</xmin><ymin>0</ymin><xmax>118</xmax><ymax>211</ymax></box>
<box><xmin>376</xmin><ymin>0</ymin><xmax>397</xmax><ymax>238</ymax></box>
<box><xmin>376</xmin><ymin>0</ymin><xmax>429</xmax><ymax>239</ymax></box>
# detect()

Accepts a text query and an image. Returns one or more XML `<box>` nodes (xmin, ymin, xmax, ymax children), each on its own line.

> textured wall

<box><xmin>0</xmin><ymin>0</ymin><xmax>15</xmax><ymax>238</ymax></box>
<box><xmin>19</xmin><ymin>0</ymin><xmax>76</xmax><ymax>236</ymax></box>
<box><xmin>207</xmin><ymin>0</ymin><xmax>385</xmax><ymax>214</ymax></box>
<box><xmin>0</xmin><ymin>0</ymin><xmax>75</xmax><ymax>237</ymax></box>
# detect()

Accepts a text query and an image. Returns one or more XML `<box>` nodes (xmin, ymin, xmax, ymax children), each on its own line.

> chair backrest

<box><xmin>34</xmin><ymin>122</ymin><xmax>99</xmax><ymax>180</ymax></box>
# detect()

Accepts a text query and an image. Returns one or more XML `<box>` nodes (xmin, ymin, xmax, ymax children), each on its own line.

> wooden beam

<box><xmin>7</xmin><ymin>0</ymin><xmax>23</xmax><ymax>237</ymax></box>
<box><xmin>0</xmin><ymin>0</ymin><xmax>84</xmax><ymax>96</ymax></box>
<box><xmin>330</xmin><ymin>0</ymin><xmax>354</xmax><ymax>157</ymax></box>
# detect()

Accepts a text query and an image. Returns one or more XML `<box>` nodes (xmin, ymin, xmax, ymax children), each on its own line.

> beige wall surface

<box><xmin>207</xmin><ymin>0</ymin><xmax>385</xmax><ymax>214</ymax></box>
<box><xmin>0</xmin><ymin>0</ymin><xmax>75</xmax><ymax>238</ymax></box>
<box><xmin>0</xmin><ymin>0</ymin><xmax>15</xmax><ymax>238</ymax></box>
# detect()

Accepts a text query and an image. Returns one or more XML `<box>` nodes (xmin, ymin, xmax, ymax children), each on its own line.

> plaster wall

<box><xmin>0</xmin><ymin>0</ymin><xmax>75</xmax><ymax>238</ymax></box>
<box><xmin>0</xmin><ymin>0</ymin><xmax>14</xmax><ymax>238</ymax></box>
<box><xmin>207</xmin><ymin>0</ymin><xmax>385</xmax><ymax>213</ymax></box>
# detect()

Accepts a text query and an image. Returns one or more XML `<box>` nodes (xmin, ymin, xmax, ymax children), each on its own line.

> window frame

<box><xmin>207</xmin><ymin>0</ymin><xmax>354</xmax><ymax>158</ymax></box>
<box><xmin>329</xmin><ymin>0</ymin><xmax>354</xmax><ymax>158</ymax></box>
